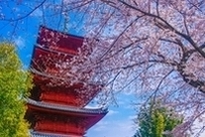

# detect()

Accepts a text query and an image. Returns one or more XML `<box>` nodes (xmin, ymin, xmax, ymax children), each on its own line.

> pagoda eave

<box><xmin>36</xmin><ymin>25</ymin><xmax>84</xmax><ymax>54</ymax></box>
<box><xmin>26</xmin><ymin>99</ymin><xmax>107</xmax><ymax>134</ymax></box>
<box><xmin>30</xmin><ymin>68</ymin><xmax>102</xmax><ymax>88</ymax></box>
<box><xmin>30</xmin><ymin>130</ymin><xmax>84</xmax><ymax>137</ymax></box>
<box><xmin>27</xmin><ymin>98</ymin><xmax>108</xmax><ymax>116</ymax></box>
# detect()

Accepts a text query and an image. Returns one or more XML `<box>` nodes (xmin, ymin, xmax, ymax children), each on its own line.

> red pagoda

<box><xmin>25</xmin><ymin>26</ymin><xmax>108</xmax><ymax>137</ymax></box>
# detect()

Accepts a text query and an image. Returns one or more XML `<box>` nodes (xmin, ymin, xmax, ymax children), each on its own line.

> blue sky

<box><xmin>0</xmin><ymin>1</ymin><xmax>136</xmax><ymax>137</ymax></box>
<box><xmin>87</xmin><ymin>94</ymin><xmax>136</xmax><ymax>137</ymax></box>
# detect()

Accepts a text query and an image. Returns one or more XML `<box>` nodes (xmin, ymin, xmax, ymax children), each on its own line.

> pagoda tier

<box><xmin>36</xmin><ymin>25</ymin><xmax>83</xmax><ymax>54</ymax></box>
<box><xmin>26</xmin><ymin>99</ymin><xmax>108</xmax><ymax>136</ymax></box>
<box><xmin>29</xmin><ymin>45</ymin><xmax>102</xmax><ymax>107</ymax></box>
<box><xmin>30</xmin><ymin>131</ymin><xmax>83</xmax><ymax>137</ymax></box>
<box><xmin>31</xmin><ymin>25</ymin><xmax>84</xmax><ymax>80</ymax></box>
<box><xmin>29</xmin><ymin>84</ymin><xmax>100</xmax><ymax>107</ymax></box>
<box><xmin>26</xmin><ymin>26</ymin><xmax>108</xmax><ymax>137</ymax></box>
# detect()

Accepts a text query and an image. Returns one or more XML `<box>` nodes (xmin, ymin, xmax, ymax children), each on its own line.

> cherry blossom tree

<box><xmin>63</xmin><ymin>1</ymin><xmax>205</xmax><ymax>136</ymax></box>
<box><xmin>2</xmin><ymin>0</ymin><xmax>205</xmax><ymax>136</ymax></box>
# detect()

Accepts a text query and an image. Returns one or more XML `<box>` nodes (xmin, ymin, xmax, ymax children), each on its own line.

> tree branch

<box><xmin>2</xmin><ymin>0</ymin><xmax>46</xmax><ymax>22</ymax></box>
<box><xmin>118</xmin><ymin>0</ymin><xmax>205</xmax><ymax>58</ymax></box>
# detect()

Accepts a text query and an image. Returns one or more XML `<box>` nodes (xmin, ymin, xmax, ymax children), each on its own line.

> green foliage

<box><xmin>0</xmin><ymin>43</ymin><xmax>32</xmax><ymax>137</ymax></box>
<box><xmin>134</xmin><ymin>99</ymin><xmax>183</xmax><ymax>137</ymax></box>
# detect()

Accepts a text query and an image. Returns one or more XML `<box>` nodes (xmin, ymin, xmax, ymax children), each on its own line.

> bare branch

<box><xmin>1</xmin><ymin>0</ymin><xmax>46</xmax><ymax>22</ymax></box>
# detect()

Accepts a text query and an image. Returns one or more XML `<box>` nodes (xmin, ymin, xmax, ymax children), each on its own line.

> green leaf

<box><xmin>0</xmin><ymin>43</ymin><xmax>32</xmax><ymax>137</ymax></box>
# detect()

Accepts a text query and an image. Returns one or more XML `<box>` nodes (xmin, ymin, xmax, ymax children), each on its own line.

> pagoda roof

<box><xmin>36</xmin><ymin>25</ymin><xmax>84</xmax><ymax>54</ymax></box>
<box><xmin>27</xmin><ymin>98</ymin><xmax>108</xmax><ymax>115</ymax></box>
<box><xmin>30</xmin><ymin>130</ymin><xmax>84</xmax><ymax>137</ymax></box>
<box><xmin>27</xmin><ymin>98</ymin><xmax>108</xmax><ymax>131</ymax></box>
<box><xmin>30</xmin><ymin>67</ymin><xmax>101</xmax><ymax>88</ymax></box>
<box><xmin>35</xmin><ymin>44</ymin><xmax>75</xmax><ymax>57</ymax></box>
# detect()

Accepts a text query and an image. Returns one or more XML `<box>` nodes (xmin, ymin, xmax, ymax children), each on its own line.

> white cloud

<box><xmin>128</xmin><ymin>115</ymin><xmax>137</xmax><ymax>120</ymax></box>
<box><xmin>14</xmin><ymin>36</ymin><xmax>25</xmax><ymax>49</ymax></box>
<box><xmin>92</xmin><ymin>121</ymin><xmax>109</xmax><ymax>132</ymax></box>
<box><xmin>122</xmin><ymin>90</ymin><xmax>136</xmax><ymax>96</ymax></box>
<box><xmin>107</xmin><ymin>109</ymin><xmax>118</xmax><ymax>116</ymax></box>
<box><xmin>31</xmin><ymin>8</ymin><xmax>42</xmax><ymax>17</ymax></box>
<box><xmin>87</xmin><ymin>118</ymin><xmax>135</xmax><ymax>137</ymax></box>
